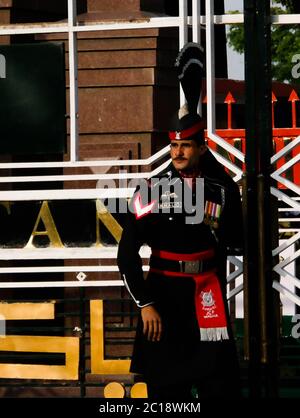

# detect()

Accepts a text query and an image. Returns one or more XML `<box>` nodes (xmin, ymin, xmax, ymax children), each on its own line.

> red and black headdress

<box><xmin>169</xmin><ymin>42</ymin><xmax>206</xmax><ymax>143</ymax></box>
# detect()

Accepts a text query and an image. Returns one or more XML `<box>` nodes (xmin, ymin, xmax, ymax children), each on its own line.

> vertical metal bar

<box><xmin>192</xmin><ymin>0</ymin><xmax>202</xmax><ymax>116</ymax></box>
<box><xmin>256</xmin><ymin>1</ymin><xmax>280</xmax><ymax>397</ymax></box>
<box><xmin>179</xmin><ymin>0</ymin><xmax>188</xmax><ymax>106</ymax></box>
<box><xmin>68</xmin><ymin>0</ymin><xmax>79</xmax><ymax>162</ymax></box>
<box><xmin>255</xmin><ymin>0</ymin><xmax>278</xmax><ymax>374</ymax></box>
<box><xmin>257</xmin><ymin>174</ymin><xmax>268</xmax><ymax>364</ymax></box>
<box><xmin>192</xmin><ymin>0</ymin><xmax>201</xmax><ymax>43</ymax></box>
<box><xmin>244</xmin><ymin>0</ymin><xmax>263</xmax><ymax>399</ymax></box>
<box><xmin>179</xmin><ymin>0</ymin><xmax>188</xmax><ymax>49</ymax></box>
<box><xmin>244</xmin><ymin>0</ymin><xmax>279</xmax><ymax>398</ymax></box>
<box><xmin>242</xmin><ymin>173</ymin><xmax>250</xmax><ymax>362</ymax></box>
<box><xmin>205</xmin><ymin>0</ymin><xmax>216</xmax><ymax>133</ymax></box>
<box><xmin>227</xmin><ymin>101</ymin><xmax>232</xmax><ymax>129</ymax></box>
<box><xmin>79</xmin><ymin>287</ymin><xmax>86</xmax><ymax>397</ymax></box>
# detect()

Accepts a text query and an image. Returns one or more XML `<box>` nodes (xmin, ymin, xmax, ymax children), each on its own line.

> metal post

<box><xmin>244</xmin><ymin>0</ymin><xmax>279</xmax><ymax>398</ymax></box>
<box><xmin>68</xmin><ymin>0</ymin><xmax>79</xmax><ymax>162</ymax></box>
<box><xmin>79</xmin><ymin>287</ymin><xmax>86</xmax><ymax>397</ymax></box>
<box><xmin>192</xmin><ymin>0</ymin><xmax>201</xmax><ymax>43</ymax></box>
<box><xmin>179</xmin><ymin>0</ymin><xmax>188</xmax><ymax>106</ymax></box>
<box><xmin>179</xmin><ymin>0</ymin><xmax>188</xmax><ymax>49</ymax></box>
<box><xmin>205</xmin><ymin>0</ymin><xmax>216</xmax><ymax>134</ymax></box>
<box><xmin>192</xmin><ymin>0</ymin><xmax>202</xmax><ymax>116</ymax></box>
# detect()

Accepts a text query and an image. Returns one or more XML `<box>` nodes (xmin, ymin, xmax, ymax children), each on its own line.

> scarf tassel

<box><xmin>200</xmin><ymin>327</ymin><xmax>229</xmax><ymax>341</ymax></box>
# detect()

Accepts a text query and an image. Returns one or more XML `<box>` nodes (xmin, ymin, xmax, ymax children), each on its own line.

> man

<box><xmin>117</xmin><ymin>43</ymin><xmax>243</xmax><ymax>399</ymax></box>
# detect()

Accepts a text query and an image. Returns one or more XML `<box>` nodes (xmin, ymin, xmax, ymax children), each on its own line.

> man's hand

<box><xmin>141</xmin><ymin>305</ymin><xmax>162</xmax><ymax>342</ymax></box>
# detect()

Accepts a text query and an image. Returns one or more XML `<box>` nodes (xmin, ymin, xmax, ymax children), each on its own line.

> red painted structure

<box><xmin>205</xmin><ymin>88</ymin><xmax>300</xmax><ymax>188</ymax></box>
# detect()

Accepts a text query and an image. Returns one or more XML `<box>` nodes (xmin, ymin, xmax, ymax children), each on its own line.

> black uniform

<box><xmin>117</xmin><ymin>150</ymin><xmax>243</xmax><ymax>399</ymax></box>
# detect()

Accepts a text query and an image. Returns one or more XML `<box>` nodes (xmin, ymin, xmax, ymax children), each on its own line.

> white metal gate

<box><xmin>0</xmin><ymin>0</ymin><xmax>299</xmax><ymax>397</ymax></box>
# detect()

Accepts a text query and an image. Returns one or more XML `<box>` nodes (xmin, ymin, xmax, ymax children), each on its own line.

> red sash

<box><xmin>150</xmin><ymin>250</ymin><xmax>229</xmax><ymax>341</ymax></box>
<box><xmin>193</xmin><ymin>270</ymin><xmax>229</xmax><ymax>341</ymax></box>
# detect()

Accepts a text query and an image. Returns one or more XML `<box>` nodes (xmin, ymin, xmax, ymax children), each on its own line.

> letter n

<box><xmin>95</xmin><ymin>199</ymin><xmax>122</xmax><ymax>246</ymax></box>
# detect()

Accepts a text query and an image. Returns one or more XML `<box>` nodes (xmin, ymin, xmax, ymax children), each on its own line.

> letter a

<box><xmin>25</xmin><ymin>201</ymin><xmax>63</xmax><ymax>247</ymax></box>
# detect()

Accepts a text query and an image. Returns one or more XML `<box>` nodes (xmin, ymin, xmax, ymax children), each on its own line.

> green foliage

<box><xmin>227</xmin><ymin>3</ymin><xmax>300</xmax><ymax>83</ymax></box>
<box><xmin>271</xmin><ymin>25</ymin><xmax>300</xmax><ymax>83</ymax></box>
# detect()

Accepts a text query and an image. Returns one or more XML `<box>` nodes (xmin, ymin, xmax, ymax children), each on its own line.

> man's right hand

<box><xmin>141</xmin><ymin>305</ymin><xmax>162</xmax><ymax>342</ymax></box>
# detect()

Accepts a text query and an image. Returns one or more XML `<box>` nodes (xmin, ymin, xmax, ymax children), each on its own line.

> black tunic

<box><xmin>117</xmin><ymin>151</ymin><xmax>243</xmax><ymax>396</ymax></box>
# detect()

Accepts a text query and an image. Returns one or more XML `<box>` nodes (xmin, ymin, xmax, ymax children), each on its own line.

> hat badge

<box><xmin>175</xmin><ymin>131</ymin><xmax>181</xmax><ymax>140</ymax></box>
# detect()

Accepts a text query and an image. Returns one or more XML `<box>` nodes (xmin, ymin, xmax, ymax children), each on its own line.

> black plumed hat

<box><xmin>169</xmin><ymin>42</ymin><xmax>206</xmax><ymax>143</ymax></box>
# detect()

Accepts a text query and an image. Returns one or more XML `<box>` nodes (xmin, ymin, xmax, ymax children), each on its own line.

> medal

<box><xmin>204</xmin><ymin>201</ymin><xmax>221</xmax><ymax>228</ymax></box>
<box><xmin>213</xmin><ymin>221</ymin><xmax>219</xmax><ymax>229</ymax></box>
<box><xmin>204</xmin><ymin>216</ymin><xmax>210</xmax><ymax>225</ymax></box>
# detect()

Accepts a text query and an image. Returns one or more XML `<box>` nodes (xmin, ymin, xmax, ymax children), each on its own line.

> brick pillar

<box><xmin>87</xmin><ymin>0</ymin><xmax>166</xmax><ymax>13</ymax></box>
<box><xmin>87</xmin><ymin>0</ymin><xmax>141</xmax><ymax>12</ymax></box>
<box><xmin>37</xmin><ymin>22</ymin><xmax>178</xmax><ymax>167</ymax></box>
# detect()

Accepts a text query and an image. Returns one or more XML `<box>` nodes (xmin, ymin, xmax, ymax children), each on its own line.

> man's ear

<box><xmin>199</xmin><ymin>145</ymin><xmax>207</xmax><ymax>155</ymax></box>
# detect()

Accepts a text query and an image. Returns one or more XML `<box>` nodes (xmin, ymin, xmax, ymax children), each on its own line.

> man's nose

<box><xmin>176</xmin><ymin>146</ymin><xmax>183</xmax><ymax>156</ymax></box>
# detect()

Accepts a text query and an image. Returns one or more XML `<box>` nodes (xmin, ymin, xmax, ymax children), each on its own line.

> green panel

<box><xmin>0</xmin><ymin>42</ymin><xmax>66</xmax><ymax>154</ymax></box>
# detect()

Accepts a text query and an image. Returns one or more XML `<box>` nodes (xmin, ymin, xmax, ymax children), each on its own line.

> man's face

<box><xmin>170</xmin><ymin>139</ymin><xmax>206</xmax><ymax>172</ymax></box>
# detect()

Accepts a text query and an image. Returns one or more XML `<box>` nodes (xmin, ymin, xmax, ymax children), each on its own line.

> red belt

<box><xmin>151</xmin><ymin>248</ymin><xmax>215</xmax><ymax>262</ymax></box>
<box><xmin>149</xmin><ymin>267</ymin><xmax>217</xmax><ymax>277</ymax></box>
<box><xmin>150</xmin><ymin>249</ymin><xmax>216</xmax><ymax>275</ymax></box>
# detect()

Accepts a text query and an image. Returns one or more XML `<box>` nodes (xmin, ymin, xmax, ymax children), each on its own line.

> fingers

<box><xmin>141</xmin><ymin>306</ymin><xmax>162</xmax><ymax>342</ymax></box>
<box><xmin>143</xmin><ymin>318</ymin><xmax>162</xmax><ymax>342</ymax></box>
<box><xmin>152</xmin><ymin>318</ymin><xmax>162</xmax><ymax>342</ymax></box>
<box><xmin>142</xmin><ymin>317</ymin><xmax>149</xmax><ymax>337</ymax></box>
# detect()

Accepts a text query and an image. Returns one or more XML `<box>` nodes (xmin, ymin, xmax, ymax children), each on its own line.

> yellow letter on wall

<box><xmin>90</xmin><ymin>300</ymin><xmax>130</xmax><ymax>374</ymax></box>
<box><xmin>95</xmin><ymin>200</ymin><xmax>123</xmax><ymax>246</ymax></box>
<box><xmin>25</xmin><ymin>201</ymin><xmax>63</xmax><ymax>247</ymax></box>
<box><xmin>0</xmin><ymin>302</ymin><xmax>79</xmax><ymax>380</ymax></box>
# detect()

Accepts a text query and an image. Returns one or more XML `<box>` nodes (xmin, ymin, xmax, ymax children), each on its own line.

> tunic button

<box><xmin>169</xmin><ymin>217</ymin><xmax>173</xmax><ymax>221</ymax></box>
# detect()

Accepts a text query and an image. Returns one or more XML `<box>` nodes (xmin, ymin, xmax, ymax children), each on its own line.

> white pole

<box><xmin>192</xmin><ymin>0</ymin><xmax>202</xmax><ymax>116</ymax></box>
<box><xmin>192</xmin><ymin>0</ymin><xmax>201</xmax><ymax>43</ymax></box>
<box><xmin>205</xmin><ymin>0</ymin><xmax>216</xmax><ymax>133</ymax></box>
<box><xmin>68</xmin><ymin>0</ymin><xmax>79</xmax><ymax>161</ymax></box>
<box><xmin>179</xmin><ymin>0</ymin><xmax>188</xmax><ymax>106</ymax></box>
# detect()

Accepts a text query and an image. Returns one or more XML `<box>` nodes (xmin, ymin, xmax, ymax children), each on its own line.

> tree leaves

<box><xmin>227</xmin><ymin>3</ymin><xmax>300</xmax><ymax>84</ymax></box>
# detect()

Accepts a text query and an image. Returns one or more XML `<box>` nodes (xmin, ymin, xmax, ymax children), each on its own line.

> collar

<box><xmin>179</xmin><ymin>168</ymin><xmax>201</xmax><ymax>178</ymax></box>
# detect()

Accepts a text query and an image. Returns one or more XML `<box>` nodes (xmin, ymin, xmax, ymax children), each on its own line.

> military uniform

<box><xmin>118</xmin><ymin>41</ymin><xmax>243</xmax><ymax>399</ymax></box>
<box><xmin>117</xmin><ymin>150</ymin><xmax>243</xmax><ymax>399</ymax></box>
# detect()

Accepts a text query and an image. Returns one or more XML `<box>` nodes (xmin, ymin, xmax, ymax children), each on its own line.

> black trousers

<box><xmin>146</xmin><ymin>382</ymin><xmax>195</xmax><ymax>400</ymax></box>
<box><xmin>146</xmin><ymin>377</ymin><xmax>241</xmax><ymax>400</ymax></box>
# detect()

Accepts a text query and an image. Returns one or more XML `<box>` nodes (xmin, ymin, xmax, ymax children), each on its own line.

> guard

<box><xmin>117</xmin><ymin>42</ymin><xmax>244</xmax><ymax>399</ymax></box>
